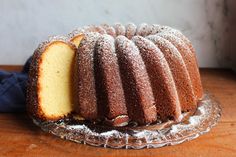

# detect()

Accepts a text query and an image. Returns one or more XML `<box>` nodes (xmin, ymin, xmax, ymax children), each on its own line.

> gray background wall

<box><xmin>0</xmin><ymin>0</ymin><xmax>235</xmax><ymax>68</ymax></box>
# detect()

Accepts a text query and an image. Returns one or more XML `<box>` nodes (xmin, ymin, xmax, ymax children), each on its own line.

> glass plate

<box><xmin>33</xmin><ymin>93</ymin><xmax>221</xmax><ymax>149</ymax></box>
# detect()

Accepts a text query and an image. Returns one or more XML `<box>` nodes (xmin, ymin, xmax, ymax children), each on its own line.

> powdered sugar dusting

<box><xmin>100</xmin><ymin>24</ymin><xmax>116</xmax><ymax>37</ymax></box>
<box><xmin>68</xmin><ymin>124</ymin><xmax>86</xmax><ymax>130</ymax></box>
<box><xmin>125</xmin><ymin>23</ymin><xmax>137</xmax><ymax>39</ymax></box>
<box><xmin>170</xmin><ymin>101</ymin><xmax>211</xmax><ymax>134</ymax></box>
<box><xmin>68</xmin><ymin>28</ymin><xmax>86</xmax><ymax>40</ymax></box>
<box><xmin>79</xmin><ymin>32</ymin><xmax>101</xmax><ymax>48</ymax></box>
<box><xmin>148</xmin><ymin>24</ymin><xmax>163</xmax><ymax>35</ymax></box>
<box><xmin>68</xmin><ymin>23</ymin><xmax>188</xmax><ymax>43</ymax></box>
<box><xmin>157</xmin><ymin>31</ymin><xmax>187</xmax><ymax>49</ymax></box>
<box><xmin>96</xmin><ymin>34</ymin><xmax>129</xmax><ymax>125</ymax></box>
<box><xmin>115</xmin><ymin>35</ymin><xmax>140</xmax><ymax>56</ymax></box>
<box><xmin>113</xmin><ymin>23</ymin><xmax>126</xmax><ymax>36</ymax></box>
<box><xmin>136</xmin><ymin>23</ymin><xmax>151</xmax><ymax>36</ymax></box>
<box><xmin>85</xmin><ymin>25</ymin><xmax>107</xmax><ymax>34</ymax></box>
<box><xmin>147</xmin><ymin>35</ymin><xmax>183</xmax><ymax>61</ymax></box>
<box><xmin>132</xmin><ymin>35</ymin><xmax>182</xmax><ymax>120</ymax></box>
<box><xmin>152</xmin><ymin>25</ymin><xmax>172</xmax><ymax>34</ymax></box>
<box><xmin>96</xmin><ymin>34</ymin><xmax>116</xmax><ymax>60</ymax></box>
<box><xmin>34</xmin><ymin>35</ymin><xmax>76</xmax><ymax>60</ymax></box>
<box><xmin>132</xmin><ymin>36</ymin><xmax>166</xmax><ymax>62</ymax></box>
<box><xmin>100</xmin><ymin>130</ymin><xmax>123</xmax><ymax>137</ymax></box>
<box><xmin>68</xmin><ymin>25</ymin><xmax>106</xmax><ymax>40</ymax></box>
<box><xmin>115</xmin><ymin>35</ymin><xmax>157</xmax><ymax>124</ymax></box>
<box><xmin>74</xmin><ymin>32</ymin><xmax>101</xmax><ymax>118</ymax></box>
<box><xmin>160</xmin><ymin>27</ymin><xmax>192</xmax><ymax>45</ymax></box>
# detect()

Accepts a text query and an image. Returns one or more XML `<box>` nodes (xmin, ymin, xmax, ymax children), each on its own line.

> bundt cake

<box><xmin>27</xmin><ymin>23</ymin><xmax>203</xmax><ymax>127</ymax></box>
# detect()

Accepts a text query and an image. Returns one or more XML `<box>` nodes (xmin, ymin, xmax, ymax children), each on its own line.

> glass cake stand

<box><xmin>33</xmin><ymin>93</ymin><xmax>221</xmax><ymax>149</ymax></box>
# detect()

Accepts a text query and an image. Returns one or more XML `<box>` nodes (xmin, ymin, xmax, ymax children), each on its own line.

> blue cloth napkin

<box><xmin>0</xmin><ymin>57</ymin><xmax>32</xmax><ymax>112</ymax></box>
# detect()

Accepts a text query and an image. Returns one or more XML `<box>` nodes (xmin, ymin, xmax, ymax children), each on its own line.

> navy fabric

<box><xmin>0</xmin><ymin>57</ymin><xmax>32</xmax><ymax>112</ymax></box>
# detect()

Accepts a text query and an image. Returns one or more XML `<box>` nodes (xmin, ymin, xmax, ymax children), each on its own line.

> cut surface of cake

<box><xmin>27</xmin><ymin>23</ymin><xmax>203</xmax><ymax>127</ymax></box>
<box><xmin>27</xmin><ymin>37</ymin><xmax>76</xmax><ymax>120</ymax></box>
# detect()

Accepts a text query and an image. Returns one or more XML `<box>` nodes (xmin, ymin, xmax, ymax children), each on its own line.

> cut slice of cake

<box><xmin>27</xmin><ymin>36</ymin><xmax>76</xmax><ymax>121</ymax></box>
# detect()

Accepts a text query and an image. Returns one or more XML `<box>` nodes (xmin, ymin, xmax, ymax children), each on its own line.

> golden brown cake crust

<box><xmin>147</xmin><ymin>35</ymin><xmax>196</xmax><ymax>112</ymax></box>
<box><xmin>115</xmin><ymin>36</ymin><xmax>157</xmax><ymax>125</ymax></box>
<box><xmin>132</xmin><ymin>36</ymin><xmax>182</xmax><ymax>121</ymax></box>
<box><xmin>27</xmin><ymin>36</ymin><xmax>76</xmax><ymax>121</ymax></box>
<box><xmin>73</xmin><ymin>33</ymin><xmax>101</xmax><ymax>120</ymax></box>
<box><xmin>95</xmin><ymin>35</ymin><xmax>129</xmax><ymax>126</ymax></box>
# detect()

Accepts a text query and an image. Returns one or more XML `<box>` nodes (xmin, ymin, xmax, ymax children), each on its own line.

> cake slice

<box><xmin>27</xmin><ymin>36</ymin><xmax>76</xmax><ymax>121</ymax></box>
